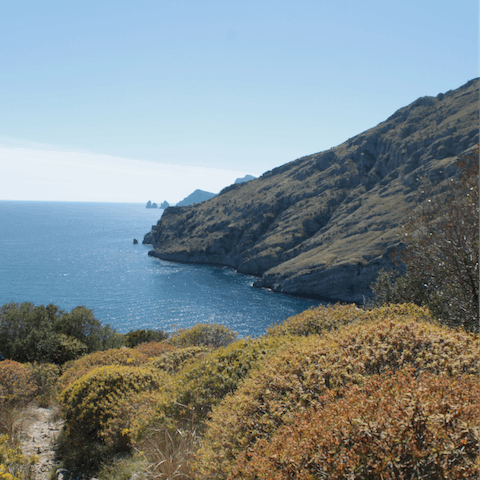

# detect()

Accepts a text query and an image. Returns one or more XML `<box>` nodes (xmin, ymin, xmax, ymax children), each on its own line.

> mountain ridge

<box><xmin>144</xmin><ymin>79</ymin><xmax>479</xmax><ymax>303</ymax></box>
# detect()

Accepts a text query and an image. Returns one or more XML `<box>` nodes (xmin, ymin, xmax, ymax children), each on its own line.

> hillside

<box><xmin>144</xmin><ymin>79</ymin><xmax>479</xmax><ymax>303</ymax></box>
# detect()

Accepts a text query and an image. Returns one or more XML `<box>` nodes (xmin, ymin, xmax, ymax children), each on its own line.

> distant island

<box><xmin>146</xmin><ymin>176</ymin><xmax>257</xmax><ymax>211</ymax></box>
<box><xmin>176</xmin><ymin>189</ymin><xmax>217</xmax><ymax>207</ymax></box>
<box><xmin>235</xmin><ymin>174</ymin><xmax>256</xmax><ymax>184</ymax></box>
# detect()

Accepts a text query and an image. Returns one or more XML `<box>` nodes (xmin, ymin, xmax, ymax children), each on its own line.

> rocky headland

<box><xmin>144</xmin><ymin>79</ymin><xmax>479</xmax><ymax>303</ymax></box>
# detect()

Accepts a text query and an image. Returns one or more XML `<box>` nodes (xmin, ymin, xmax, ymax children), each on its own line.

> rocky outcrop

<box><xmin>160</xmin><ymin>201</ymin><xmax>170</xmax><ymax>209</ymax></box>
<box><xmin>144</xmin><ymin>79</ymin><xmax>479</xmax><ymax>303</ymax></box>
<box><xmin>146</xmin><ymin>201</ymin><xmax>158</xmax><ymax>208</ymax></box>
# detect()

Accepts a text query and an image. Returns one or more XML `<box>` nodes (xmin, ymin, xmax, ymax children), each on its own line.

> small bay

<box><xmin>0</xmin><ymin>201</ymin><xmax>320</xmax><ymax>337</ymax></box>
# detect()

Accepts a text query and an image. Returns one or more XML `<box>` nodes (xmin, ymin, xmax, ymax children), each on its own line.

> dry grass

<box><xmin>137</xmin><ymin>424</ymin><xmax>201</xmax><ymax>480</ymax></box>
<box><xmin>0</xmin><ymin>405</ymin><xmax>31</xmax><ymax>444</ymax></box>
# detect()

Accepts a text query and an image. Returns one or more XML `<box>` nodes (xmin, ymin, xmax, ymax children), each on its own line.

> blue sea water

<box><xmin>0</xmin><ymin>201</ymin><xmax>320</xmax><ymax>337</ymax></box>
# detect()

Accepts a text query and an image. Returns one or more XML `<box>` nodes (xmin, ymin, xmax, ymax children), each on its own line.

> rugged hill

<box><xmin>144</xmin><ymin>79</ymin><xmax>479</xmax><ymax>303</ymax></box>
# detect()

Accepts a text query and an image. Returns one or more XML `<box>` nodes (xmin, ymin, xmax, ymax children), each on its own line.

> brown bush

<box><xmin>0</xmin><ymin>360</ymin><xmax>37</xmax><ymax>406</ymax></box>
<box><xmin>198</xmin><ymin>306</ymin><xmax>479</xmax><ymax>479</ymax></box>
<box><xmin>133</xmin><ymin>341</ymin><xmax>176</xmax><ymax>358</ymax></box>
<box><xmin>232</xmin><ymin>370</ymin><xmax>479</xmax><ymax>480</ymax></box>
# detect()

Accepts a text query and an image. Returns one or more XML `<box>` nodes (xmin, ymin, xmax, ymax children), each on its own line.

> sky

<box><xmin>0</xmin><ymin>1</ymin><xmax>478</xmax><ymax>204</ymax></box>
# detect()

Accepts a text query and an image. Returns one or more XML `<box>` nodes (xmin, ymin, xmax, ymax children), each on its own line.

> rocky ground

<box><xmin>20</xmin><ymin>406</ymin><xmax>63</xmax><ymax>480</ymax></box>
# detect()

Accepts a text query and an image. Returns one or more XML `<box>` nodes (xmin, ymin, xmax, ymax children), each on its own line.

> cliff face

<box><xmin>144</xmin><ymin>79</ymin><xmax>479</xmax><ymax>303</ymax></box>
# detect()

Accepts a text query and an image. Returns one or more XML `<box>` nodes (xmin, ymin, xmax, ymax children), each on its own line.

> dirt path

<box><xmin>20</xmin><ymin>406</ymin><xmax>64</xmax><ymax>480</ymax></box>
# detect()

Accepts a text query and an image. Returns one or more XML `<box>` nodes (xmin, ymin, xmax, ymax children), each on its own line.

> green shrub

<box><xmin>0</xmin><ymin>434</ymin><xmax>37</xmax><ymax>480</ymax></box>
<box><xmin>54</xmin><ymin>306</ymin><xmax>124</xmax><ymax>353</ymax></box>
<box><xmin>171</xmin><ymin>335</ymin><xmax>290</xmax><ymax>420</ymax></box>
<box><xmin>0</xmin><ymin>302</ymin><xmax>122</xmax><ymax>364</ymax></box>
<box><xmin>129</xmin><ymin>335</ymin><xmax>291</xmax><ymax>444</ymax></box>
<box><xmin>232</xmin><ymin>369</ymin><xmax>479</xmax><ymax>480</ymax></box>
<box><xmin>124</xmin><ymin>328</ymin><xmax>169</xmax><ymax>347</ymax></box>
<box><xmin>198</xmin><ymin>306</ymin><xmax>479</xmax><ymax>479</ymax></box>
<box><xmin>58</xmin><ymin>348</ymin><xmax>150</xmax><ymax>392</ymax></box>
<box><xmin>27</xmin><ymin>362</ymin><xmax>61</xmax><ymax>407</ymax></box>
<box><xmin>149</xmin><ymin>346</ymin><xmax>210</xmax><ymax>374</ymax></box>
<box><xmin>51</xmin><ymin>333</ymin><xmax>89</xmax><ymax>365</ymax></box>
<box><xmin>59</xmin><ymin>365</ymin><xmax>169</xmax><ymax>453</ymax></box>
<box><xmin>171</xmin><ymin>323</ymin><xmax>237</xmax><ymax>348</ymax></box>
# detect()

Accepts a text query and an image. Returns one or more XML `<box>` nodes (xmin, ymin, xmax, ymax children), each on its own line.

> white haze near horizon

<box><xmin>0</xmin><ymin>145</ymin><xmax>254</xmax><ymax>204</ymax></box>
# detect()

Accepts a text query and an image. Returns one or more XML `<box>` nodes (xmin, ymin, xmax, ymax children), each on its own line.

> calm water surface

<box><xmin>0</xmin><ymin>201</ymin><xmax>320</xmax><ymax>336</ymax></box>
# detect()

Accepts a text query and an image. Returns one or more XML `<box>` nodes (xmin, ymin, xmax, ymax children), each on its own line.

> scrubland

<box><xmin>0</xmin><ymin>303</ymin><xmax>478</xmax><ymax>480</ymax></box>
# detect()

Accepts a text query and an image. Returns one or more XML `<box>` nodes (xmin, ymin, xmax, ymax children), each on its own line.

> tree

<box><xmin>0</xmin><ymin>302</ymin><xmax>122</xmax><ymax>363</ymax></box>
<box><xmin>371</xmin><ymin>146</ymin><xmax>479</xmax><ymax>332</ymax></box>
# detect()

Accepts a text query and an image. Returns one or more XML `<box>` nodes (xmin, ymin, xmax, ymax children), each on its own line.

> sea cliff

<box><xmin>144</xmin><ymin>79</ymin><xmax>479</xmax><ymax>303</ymax></box>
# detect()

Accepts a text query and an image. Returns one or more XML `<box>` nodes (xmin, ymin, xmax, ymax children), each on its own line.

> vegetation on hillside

<box><xmin>0</xmin><ymin>303</ymin><xmax>123</xmax><ymax>364</ymax></box>
<box><xmin>0</xmin><ymin>303</ymin><xmax>478</xmax><ymax>479</ymax></box>
<box><xmin>0</xmin><ymin>147</ymin><xmax>478</xmax><ymax>478</ymax></box>
<box><xmin>371</xmin><ymin>146</ymin><xmax>479</xmax><ymax>332</ymax></box>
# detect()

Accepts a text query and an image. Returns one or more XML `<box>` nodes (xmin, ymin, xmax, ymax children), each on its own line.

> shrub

<box><xmin>124</xmin><ymin>328</ymin><xmax>169</xmax><ymax>347</ymax></box>
<box><xmin>53</xmin><ymin>305</ymin><xmax>124</xmax><ymax>352</ymax></box>
<box><xmin>171</xmin><ymin>335</ymin><xmax>290</xmax><ymax>420</ymax></box>
<box><xmin>27</xmin><ymin>362</ymin><xmax>61</xmax><ymax>408</ymax></box>
<box><xmin>267</xmin><ymin>303</ymin><xmax>364</xmax><ymax>336</ymax></box>
<box><xmin>134</xmin><ymin>335</ymin><xmax>290</xmax><ymax>440</ymax></box>
<box><xmin>371</xmin><ymin>147</ymin><xmax>479</xmax><ymax>331</ymax></box>
<box><xmin>57</xmin><ymin>347</ymin><xmax>150</xmax><ymax>392</ymax></box>
<box><xmin>149</xmin><ymin>346</ymin><xmax>210</xmax><ymax>374</ymax></box>
<box><xmin>171</xmin><ymin>323</ymin><xmax>237</xmax><ymax>348</ymax></box>
<box><xmin>0</xmin><ymin>434</ymin><xmax>37</xmax><ymax>480</ymax></box>
<box><xmin>0</xmin><ymin>361</ymin><xmax>37</xmax><ymax>407</ymax></box>
<box><xmin>59</xmin><ymin>365</ymin><xmax>169</xmax><ymax>459</ymax></box>
<box><xmin>0</xmin><ymin>302</ymin><xmax>122</xmax><ymax>364</ymax></box>
<box><xmin>0</xmin><ymin>303</ymin><xmax>61</xmax><ymax>363</ymax></box>
<box><xmin>51</xmin><ymin>333</ymin><xmax>89</xmax><ymax>365</ymax></box>
<box><xmin>198</xmin><ymin>307</ymin><xmax>479</xmax><ymax>478</ymax></box>
<box><xmin>133</xmin><ymin>341</ymin><xmax>176</xmax><ymax>358</ymax></box>
<box><xmin>232</xmin><ymin>370</ymin><xmax>480</xmax><ymax>480</ymax></box>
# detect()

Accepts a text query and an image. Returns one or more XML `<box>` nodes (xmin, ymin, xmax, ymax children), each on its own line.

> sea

<box><xmin>0</xmin><ymin>201</ymin><xmax>321</xmax><ymax>337</ymax></box>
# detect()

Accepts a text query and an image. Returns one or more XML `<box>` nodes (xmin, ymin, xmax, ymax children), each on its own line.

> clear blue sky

<box><xmin>0</xmin><ymin>0</ymin><xmax>478</xmax><ymax>203</ymax></box>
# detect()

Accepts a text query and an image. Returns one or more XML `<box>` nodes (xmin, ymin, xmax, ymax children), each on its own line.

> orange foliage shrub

<box><xmin>57</xmin><ymin>347</ymin><xmax>150</xmax><ymax>392</ymax></box>
<box><xmin>198</xmin><ymin>309</ymin><xmax>479</xmax><ymax>479</ymax></box>
<box><xmin>133</xmin><ymin>341</ymin><xmax>176</xmax><ymax>358</ymax></box>
<box><xmin>233</xmin><ymin>370</ymin><xmax>480</xmax><ymax>480</ymax></box>
<box><xmin>0</xmin><ymin>360</ymin><xmax>37</xmax><ymax>406</ymax></box>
